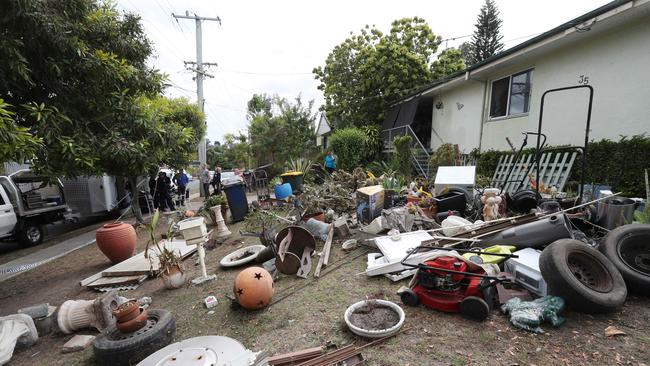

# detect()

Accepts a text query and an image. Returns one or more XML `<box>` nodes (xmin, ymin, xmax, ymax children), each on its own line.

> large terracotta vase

<box><xmin>96</xmin><ymin>222</ymin><xmax>137</xmax><ymax>263</ymax></box>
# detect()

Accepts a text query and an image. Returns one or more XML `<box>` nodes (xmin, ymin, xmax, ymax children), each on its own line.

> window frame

<box><xmin>488</xmin><ymin>68</ymin><xmax>534</xmax><ymax>121</ymax></box>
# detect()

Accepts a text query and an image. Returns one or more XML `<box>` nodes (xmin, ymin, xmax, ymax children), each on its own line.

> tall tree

<box><xmin>0</xmin><ymin>0</ymin><xmax>164</xmax><ymax>177</ymax></box>
<box><xmin>314</xmin><ymin>18</ymin><xmax>441</xmax><ymax>127</ymax></box>
<box><xmin>431</xmin><ymin>48</ymin><xmax>466</xmax><ymax>80</ymax></box>
<box><xmin>247</xmin><ymin>94</ymin><xmax>316</xmax><ymax>170</ymax></box>
<box><xmin>468</xmin><ymin>0</ymin><xmax>505</xmax><ymax>65</ymax></box>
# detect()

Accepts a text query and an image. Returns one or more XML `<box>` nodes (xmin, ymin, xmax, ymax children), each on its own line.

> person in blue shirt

<box><xmin>324</xmin><ymin>151</ymin><xmax>336</xmax><ymax>174</ymax></box>
<box><xmin>173</xmin><ymin>169</ymin><xmax>190</xmax><ymax>206</ymax></box>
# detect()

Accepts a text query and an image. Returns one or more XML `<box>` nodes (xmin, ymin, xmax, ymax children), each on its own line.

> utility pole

<box><xmin>172</xmin><ymin>12</ymin><xmax>220</xmax><ymax>196</ymax></box>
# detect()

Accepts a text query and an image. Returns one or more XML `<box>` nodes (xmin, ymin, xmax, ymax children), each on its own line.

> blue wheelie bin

<box><xmin>223</xmin><ymin>180</ymin><xmax>249</xmax><ymax>222</ymax></box>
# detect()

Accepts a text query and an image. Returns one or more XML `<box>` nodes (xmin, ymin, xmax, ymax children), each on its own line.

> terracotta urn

<box><xmin>96</xmin><ymin>222</ymin><xmax>137</xmax><ymax>263</ymax></box>
<box><xmin>233</xmin><ymin>266</ymin><xmax>274</xmax><ymax>310</ymax></box>
<box><xmin>112</xmin><ymin>300</ymin><xmax>140</xmax><ymax>323</ymax></box>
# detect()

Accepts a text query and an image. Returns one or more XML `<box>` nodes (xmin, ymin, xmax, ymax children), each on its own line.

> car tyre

<box><xmin>17</xmin><ymin>223</ymin><xmax>43</xmax><ymax>247</ymax></box>
<box><xmin>93</xmin><ymin>309</ymin><xmax>175</xmax><ymax>365</ymax></box>
<box><xmin>599</xmin><ymin>224</ymin><xmax>650</xmax><ymax>292</ymax></box>
<box><xmin>540</xmin><ymin>239</ymin><xmax>627</xmax><ymax>313</ymax></box>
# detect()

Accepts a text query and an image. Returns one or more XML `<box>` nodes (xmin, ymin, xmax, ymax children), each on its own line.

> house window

<box><xmin>489</xmin><ymin>69</ymin><xmax>533</xmax><ymax>119</ymax></box>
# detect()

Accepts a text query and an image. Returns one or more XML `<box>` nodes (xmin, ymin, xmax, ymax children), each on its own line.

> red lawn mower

<box><xmin>400</xmin><ymin>246</ymin><xmax>517</xmax><ymax>321</ymax></box>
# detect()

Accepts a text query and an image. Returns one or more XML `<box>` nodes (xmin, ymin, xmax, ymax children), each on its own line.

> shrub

<box><xmin>429</xmin><ymin>143</ymin><xmax>457</xmax><ymax>174</ymax></box>
<box><xmin>391</xmin><ymin>135</ymin><xmax>412</xmax><ymax>177</ymax></box>
<box><xmin>329</xmin><ymin>128</ymin><xmax>368</xmax><ymax>171</ymax></box>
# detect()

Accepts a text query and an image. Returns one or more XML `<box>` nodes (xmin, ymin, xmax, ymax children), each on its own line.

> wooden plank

<box><xmin>268</xmin><ymin>346</ymin><xmax>324</xmax><ymax>365</ymax></box>
<box><xmin>557</xmin><ymin>152</ymin><xmax>577</xmax><ymax>191</ymax></box>
<box><xmin>314</xmin><ymin>224</ymin><xmax>333</xmax><ymax>278</ymax></box>
<box><xmin>80</xmin><ymin>272</ymin><xmax>103</xmax><ymax>287</ymax></box>
<box><xmin>101</xmin><ymin>239</ymin><xmax>196</xmax><ymax>277</ymax></box>
<box><xmin>86</xmin><ymin>274</ymin><xmax>147</xmax><ymax>289</ymax></box>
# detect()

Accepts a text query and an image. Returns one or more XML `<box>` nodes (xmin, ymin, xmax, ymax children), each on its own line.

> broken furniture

<box><xmin>344</xmin><ymin>299</ymin><xmax>405</xmax><ymax>338</ymax></box>
<box><xmin>57</xmin><ymin>291</ymin><xmax>119</xmax><ymax>334</ymax></box>
<box><xmin>177</xmin><ymin>217</ymin><xmax>216</xmax><ymax>285</ymax></box>
<box><xmin>501</xmin><ymin>296</ymin><xmax>565</xmax><ymax>334</ymax></box>
<box><xmin>365</xmin><ymin>230</ymin><xmax>436</xmax><ymax>277</ymax></box>
<box><xmin>233</xmin><ymin>266</ymin><xmax>274</xmax><ymax>310</ymax></box>
<box><xmin>93</xmin><ymin>309</ymin><xmax>176</xmax><ymax>365</ymax></box>
<box><xmin>400</xmin><ymin>248</ymin><xmax>514</xmax><ymax>321</ymax></box>
<box><xmin>0</xmin><ymin>314</ymin><xmax>38</xmax><ymax>365</ymax></box>
<box><xmin>80</xmin><ymin>239</ymin><xmax>196</xmax><ymax>291</ymax></box>
<box><xmin>137</xmin><ymin>335</ymin><xmax>264</xmax><ymax>366</ymax></box>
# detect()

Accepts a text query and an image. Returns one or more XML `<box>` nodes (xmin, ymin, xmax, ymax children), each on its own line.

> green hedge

<box><xmin>329</xmin><ymin>126</ymin><xmax>381</xmax><ymax>171</ymax></box>
<box><xmin>474</xmin><ymin>135</ymin><xmax>649</xmax><ymax>197</ymax></box>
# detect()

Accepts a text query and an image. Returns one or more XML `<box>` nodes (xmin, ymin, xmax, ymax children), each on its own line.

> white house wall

<box><xmin>430</xmin><ymin>81</ymin><xmax>484</xmax><ymax>153</ymax></box>
<box><xmin>430</xmin><ymin>15</ymin><xmax>650</xmax><ymax>153</ymax></box>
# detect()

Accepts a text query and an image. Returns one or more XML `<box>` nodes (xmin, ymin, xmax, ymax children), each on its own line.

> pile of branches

<box><xmin>301</xmin><ymin>178</ymin><xmax>356</xmax><ymax>214</ymax></box>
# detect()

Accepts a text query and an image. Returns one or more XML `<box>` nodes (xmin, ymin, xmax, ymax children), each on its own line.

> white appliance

<box><xmin>504</xmin><ymin>248</ymin><xmax>548</xmax><ymax>297</ymax></box>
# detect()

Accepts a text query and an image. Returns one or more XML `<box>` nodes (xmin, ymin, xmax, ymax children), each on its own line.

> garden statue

<box><xmin>481</xmin><ymin>188</ymin><xmax>502</xmax><ymax>221</ymax></box>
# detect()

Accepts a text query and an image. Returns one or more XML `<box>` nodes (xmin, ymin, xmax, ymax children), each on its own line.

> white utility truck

<box><xmin>0</xmin><ymin>169</ymin><xmax>70</xmax><ymax>246</ymax></box>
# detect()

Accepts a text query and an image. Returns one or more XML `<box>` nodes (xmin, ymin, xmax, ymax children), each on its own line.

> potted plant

<box><xmin>200</xmin><ymin>194</ymin><xmax>228</xmax><ymax>224</ymax></box>
<box><xmin>418</xmin><ymin>197</ymin><xmax>438</xmax><ymax>218</ymax></box>
<box><xmin>143</xmin><ymin>209</ymin><xmax>186</xmax><ymax>289</ymax></box>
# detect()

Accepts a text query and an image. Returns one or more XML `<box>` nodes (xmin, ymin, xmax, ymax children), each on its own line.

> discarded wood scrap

<box><xmin>267</xmin><ymin>346</ymin><xmax>325</xmax><ymax>365</ymax></box>
<box><xmin>314</xmin><ymin>224</ymin><xmax>334</xmax><ymax>278</ymax></box>
<box><xmin>80</xmin><ymin>239</ymin><xmax>196</xmax><ymax>289</ymax></box>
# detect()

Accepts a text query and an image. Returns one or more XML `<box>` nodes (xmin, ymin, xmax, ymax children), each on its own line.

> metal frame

<box><xmin>536</xmin><ymin>85</ymin><xmax>593</xmax><ymax>202</ymax></box>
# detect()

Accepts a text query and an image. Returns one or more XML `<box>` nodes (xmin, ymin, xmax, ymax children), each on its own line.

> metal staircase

<box><xmin>381</xmin><ymin>125</ymin><xmax>431</xmax><ymax>178</ymax></box>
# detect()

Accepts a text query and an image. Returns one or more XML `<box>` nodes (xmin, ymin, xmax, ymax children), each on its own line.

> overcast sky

<box><xmin>116</xmin><ymin>0</ymin><xmax>610</xmax><ymax>143</ymax></box>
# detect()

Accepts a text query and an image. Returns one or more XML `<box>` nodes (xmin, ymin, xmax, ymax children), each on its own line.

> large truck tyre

<box><xmin>599</xmin><ymin>224</ymin><xmax>650</xmax><ymax>293</ymax></box>
<box><xmin>17</xmin><ymin>222</ymin><xmax>44</xmax><ymax>247</ymax></box>
<box><xmin>539</xmin><ymin>239</ymin><xmax>627</xmax><ymax>313</ymax></box>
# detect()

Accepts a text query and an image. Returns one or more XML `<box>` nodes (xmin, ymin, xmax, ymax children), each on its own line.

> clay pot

<box><xmin>302</xmin><ymin>211</ymin><xmax>325</xmax><ymax>222</ymax></box>
<box><xmin>116</xmin><ymin>308</ymin><xmax>148</xmax><ymax>333</ymax></box>
<box><xmin>161</xmin><ymin>265</ymin><xmax>186</xmax><ymax>289</ymax></box>
<box><xmin>112</xmin><ymin>300</ymin><xmax>140</xmax><ymax>323</ymax></box>
<box><xmin>96</xmin><ymin>222</ymin><xmax>137</xmax><ymax>263</ymax></box>
<box><xmin>406</xmin><ymin>196</ymin><xmax>422</xmax><ymax>205</ymax></box>
<box><xmin>233</xmin><ymin>266</ymin><xmax>274</xmax><ymax>310</ymax></box>
<box><xmin>184</xmin><ymin>210</ymin><xmax>196</xmax><ymax>217</ymax></box>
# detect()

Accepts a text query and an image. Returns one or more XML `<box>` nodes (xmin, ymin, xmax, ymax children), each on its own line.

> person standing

<box><xmin>156</xmin><ymin>171</ymin><xmax>175</xmax><ymax>211</ymax></box>
<box><xmin>324</xmin><ymin>151</ymin><xmax>337</xmax><ymax>174</ymax></box>
<box><xmin>211</xmin><ymin>166</ymin><xmax>222</xmax><ymax>195</ymax></box>
<box><xmin>173</xmin><ymin>169</ymin><xmax>189</xmax><ymax>206</ymax></box>
<box><xmin>200</xmin><ymin>164</ymin><xmax>211</xmax><ymax>197</ymax></box>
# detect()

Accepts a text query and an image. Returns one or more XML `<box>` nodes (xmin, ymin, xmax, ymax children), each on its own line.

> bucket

<box><xmin>281</xmin><ymin>172</ymin><xmax>304</xmax><ymax>193</ymax></box>
<box><xmin>274</xmin><ymin>183</ymin><xmax>293</xmax><ymax>200</ymax></box>
<box><xmin>597</xmin><ymin>197</ymin><xmax>636</xmax><ymax>230</ymax></box>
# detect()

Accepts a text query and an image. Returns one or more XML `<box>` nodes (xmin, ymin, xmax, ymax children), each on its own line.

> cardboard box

<box><xmin>356</xmin><ymin>185</ymin><xmax>385</xmax><ymax>224</ymax></box>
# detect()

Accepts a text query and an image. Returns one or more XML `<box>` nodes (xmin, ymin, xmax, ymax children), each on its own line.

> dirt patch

<box><xmin>349</xmin><ymin>302</ymin><xmax>400</xmax><ymax>331</ymax></box>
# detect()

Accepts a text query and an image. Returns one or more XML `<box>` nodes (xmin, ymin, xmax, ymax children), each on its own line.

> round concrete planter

<box><xmin>344</xmin><ymin>300</ymin><xmax>405</xmax><ymax>339</ymax></box>
<box><xmin>220</xmin><ymin>245</ymin><xmax>265</xmax><ymax>267</ymax></box>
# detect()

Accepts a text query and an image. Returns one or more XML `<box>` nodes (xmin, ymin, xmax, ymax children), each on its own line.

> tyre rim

<box><xmin>108</xmin><ymin>316</ymin><xmax>158</xmax><ymax>341</ymax></box>
<box><xmin>26</xmin><ymin>227</ymin><xmax>40</xmax><ymax>242</ymax></box>
<box><xmin>567</xmin><ymin>251</ymin><xmax>613</xmax><ymax>292</ymax></box>
<box><xmin>617</xmin><ymin>233</ymin><xmax>650</xmax><ymax>275</ymax></box>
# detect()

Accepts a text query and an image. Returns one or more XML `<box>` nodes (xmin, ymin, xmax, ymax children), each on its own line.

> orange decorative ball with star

<box><xmin>233</xmin><ymin>266</ymin><xmax>274</xmax><ymax>310</ymax></box>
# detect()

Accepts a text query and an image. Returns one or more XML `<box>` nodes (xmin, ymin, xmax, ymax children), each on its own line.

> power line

<box><xmin>219</xmin><ymin>69</ymin><xmax>313</xmax><ymax>76</ymax></box>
